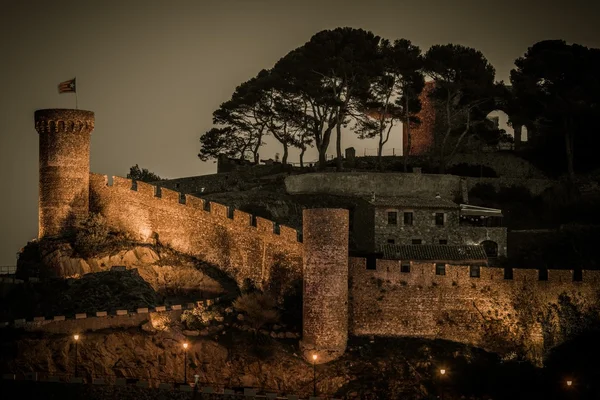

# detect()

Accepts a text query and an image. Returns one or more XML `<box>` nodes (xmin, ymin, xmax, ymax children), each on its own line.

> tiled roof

<box><xmin>380</xmin><ymin>244</ymin><xmax>488</xmax><ymax>262</ymax></box>
<box><xmin>368</xmin><ymin>195</ymin><xmax>459</xmax><ymax>209</ymax></box>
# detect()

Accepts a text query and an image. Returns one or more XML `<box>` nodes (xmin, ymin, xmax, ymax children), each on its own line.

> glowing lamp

<box><xmin>183</xmin><ymin>342</ymin><xmax>189</xmax><ymax>349</ymax></box>
<box><xmin>73</xmin><ymin>334</ymin><xmax>79</xmax><ymax>341</ymax></box>
<box><xmin>312</xmin><ymin>354</ymin><xmax>318</xmax><ymax>361</ymax></box>
<box><xmin>440</xmin><ymin>369</ymin><xmax>446</xmax><ymax>375</ymax></box>
<box><xmin>566</xmin><ymin>380</ymin><xmax>573</xmax><ymax>387</ymax></box>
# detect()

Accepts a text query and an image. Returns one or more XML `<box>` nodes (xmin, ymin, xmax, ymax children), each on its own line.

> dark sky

<box><xmin>0</xmin><ymin>0</ymin><xmax>598</xmax><ymax>265</ymax></box>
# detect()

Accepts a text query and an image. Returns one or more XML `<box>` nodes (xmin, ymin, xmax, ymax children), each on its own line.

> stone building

<box><xmin>352</xmin><ymin>194</ymin><xmax>507</xmax><ymax>258</ymax></box>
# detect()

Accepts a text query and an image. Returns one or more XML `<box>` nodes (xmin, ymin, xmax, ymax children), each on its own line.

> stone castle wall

<box><xmin>89</xmin><ymin>174</ymin><xmax>303</xmax><ymax>294</ymax></box>
<box><xmin>285</xmin><ymin>172</ymin><xmax>463</xmax><ymax>201</ymax></box>
<box><xmin>36</xmin><ymin>109</ymin><xmax>95</xmax><ymax>237</ymax></box>
<box><xmin>301</xmin><ymin>209</ymin><xmax>349</xmax><ymax>364</ymax></box>
<box><xmin>348</xmin><ymin>257</ymin><xmax>600</xmax><ymax>363</ymax></box>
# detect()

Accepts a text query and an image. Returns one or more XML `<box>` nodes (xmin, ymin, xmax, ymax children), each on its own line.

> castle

<box><xmin>34</xmin><ymin>108</ymin><xmax>600</xmax><ymax>365</ymax></box>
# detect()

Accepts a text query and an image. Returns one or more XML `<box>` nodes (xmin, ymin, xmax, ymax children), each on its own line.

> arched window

<box><xmin>481</xmin><ymin>240</ymin><xmax>498</xmax><ymax>258</ymax></box>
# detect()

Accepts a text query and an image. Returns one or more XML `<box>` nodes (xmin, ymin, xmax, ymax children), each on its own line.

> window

<box><xmin>401</xmin><ymin>261</ymin><xmax>410</xmax><ymax>273</ymax></box>
<box><xmin>435</xmin><ymin>263</ymin><xmax>446</xmax><ymax>275</ymax></box>
<box><xmin>387</xmin><ymin>211</ymin><xmax>398</xmax><ymax>225</ymax></box>
<box><xmin>387</xmin><ymin>239</ymin><xmax>395</xmax><ymax>244</ymax></box>
<box><xmin>470</xmin><ymin>265</ymin><xmax>480</xmax><ymax>278</ymax></box>
<box><xmin>435</xmin><ymin>213</ymin><xmax>445</xmax><ymax>226</ymax></box>
<box><xmin>439</xmin><ymin>239</ymin><xmax>448</xmax><ymax>245</ymax></box>
<box><xmin>403</xmin><ymin>212</ymin><xmax>413</xmax><ymax>226</ymax></box>
<box><xmin>366</xmin><ymin>255</ymin><xmax>377</xmax><ymax>270</ymax></box>
<box><xmin>412</xmin><ymin>239</ymin><xmax>422</xmax><ymax>245</ymax></box>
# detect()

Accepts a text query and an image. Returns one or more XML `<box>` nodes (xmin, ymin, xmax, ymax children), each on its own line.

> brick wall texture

<box><xmin>403</xmin><ymin>81</ymin><xmax>435</xmax><ymax>156</ymax></box>
<box><xmin>349</xmin><ymin>257</ymin><xmax>600</xmax><ymax>364</ymax></box>
<box><xmin>89</xmin><ymin>174</ymin><xmax>303</xmax><ymax>295</ymax></box>
<box><xmin>301</xmin><ymin>209</ymin><xmax>349</xmax><ymax>364</ymax></box>
<box><xmin>35</xmin><ymin>109</ymin><xmax>95</xmax><ymax>237</ymax></box>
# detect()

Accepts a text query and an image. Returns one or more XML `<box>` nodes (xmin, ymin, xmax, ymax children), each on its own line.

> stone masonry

<box><xmin>301</xmin><ymin>209</ymin><xmax>349</xmax><ymax>364</ymax></box>
<box><xmin>32</xmin><ymin>109</ymin><xmax>600</xmax><ymax>365</ymax></box>
<box><xmin>35</xmin><ymin>109</ymin><xmax>95</xmax><ymax>237</ymax></box>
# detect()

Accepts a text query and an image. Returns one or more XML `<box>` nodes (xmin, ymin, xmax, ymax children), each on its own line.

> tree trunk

<box><xmin>299</xmin><ymin>147</ymin><xmax>305</xmax><ymax>168</ymax></box>
<box><xmin>318</xmin><ymin>126</ymin><xmax>334</xmax><ymax>171</ymax></box>
<box><xmin>282</xmin><ymin>144</ymin><xmax>288</xmax><ymax>165</ymax></box>
<box><xmin>377</xmin><ymin>130</ymin><xmax>384</xmax><ymax>171</ymax></box>
<box><xmin>318</xmin><ymin>148</ymin><xmax>327</xmax><ymax>170</ymax></box>
<box><xmin>336</xmin><ymin>109</ymin><xmax>343</xmax><ymax>172</ymax></box>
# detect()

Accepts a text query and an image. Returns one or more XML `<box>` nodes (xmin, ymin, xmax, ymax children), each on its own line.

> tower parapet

<box><xmin>35</xmin><ymin>109</ymin><xmax>95</xmax><ymax>238</ymax></box>
<box><xmin>301</xmin><ymin>208</ymin><xmax>349</xmax><ymax>364</ymax></box>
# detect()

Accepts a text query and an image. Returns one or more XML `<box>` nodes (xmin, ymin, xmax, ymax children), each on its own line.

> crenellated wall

<box><xmin>32</xmin><ymin>109</ymin><xmax>600</xmax><ymax>366</ymax></box>
<box><xmin>348</xmin><ymin>257</ymin><xmax>600</xmax><ymax>363</ymax></box>
<box><xmin>89</xmin><ymin>173</ymin><xmax>303</xmax><ymax>294</ymax></box>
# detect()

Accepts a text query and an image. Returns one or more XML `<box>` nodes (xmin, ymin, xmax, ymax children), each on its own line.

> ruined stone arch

<box><xmin>480</xmin><ymin>240</ymin><xmax>498</xmax><ymax>258</ymax></box>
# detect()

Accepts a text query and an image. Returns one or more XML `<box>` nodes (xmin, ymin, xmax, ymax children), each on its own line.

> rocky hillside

<box><xmin>2</xmin><ymin>326</ymin><xmax>598</xmax><ymax>399</ymax></box>
<box><xmin>5</xmin><ymin>242</ymin><xmax>238</xmax><ymax>321</ymax></box>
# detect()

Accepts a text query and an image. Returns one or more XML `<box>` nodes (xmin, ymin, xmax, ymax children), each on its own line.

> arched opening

<box><xmin>480</xmin><ymin>240</ymin><xmax>498</xmax><ymax>258</ymax></box>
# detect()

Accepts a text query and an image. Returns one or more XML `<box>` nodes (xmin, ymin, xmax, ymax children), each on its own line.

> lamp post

<box><xmin>439</xmin><ymin>368</ymin><xmax>446</xmax><ymax>400</ymax></box>
<box><xmin>183</xmin><ymin>342</ymin><xmax>189</xmax><ymax>384</ymax></box>
<box><xmin>566</xmin><ymin>379</ymin><xmax>573</xmax><ymax>399</ymax></box>
<box><xmin>312</xmin><ymin>353</ymin><xmax>318</xmax><ymax>397</ymax></box>
<box><xmin>73</xmin><ymin>334</ymin><xmax>80</xmax><ymax>377</ymax></box>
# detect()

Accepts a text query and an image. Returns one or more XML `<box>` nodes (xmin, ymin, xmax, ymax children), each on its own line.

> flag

<box><xmin>58</xmin><ymin>78</ymin><xmax>76</xmax><ymax>93</ymax></box>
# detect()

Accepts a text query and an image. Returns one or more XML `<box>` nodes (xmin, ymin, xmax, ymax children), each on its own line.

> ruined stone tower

<box><xmin>301</xmin><ymin>208</ymin><xmax>349</xmax><ymax>364</ymax></box>
<box><xmin>35</xmin><ymin>109</ymin><xmax>95</xmax><ymax>238</ymax></box>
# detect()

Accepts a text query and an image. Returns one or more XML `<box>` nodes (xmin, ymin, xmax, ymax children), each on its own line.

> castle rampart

<box><xmin>35</xmin><ymin>109</ymin><xmax>95</xmax><ymax>237</ymax></box>
<box><xmin>89</xmin><ymin>173</ymin><xmax>303</xmax><ymax>294</ymax></box>
<box><xmin>348</xmin><ymin>257</ymin><xmax>600</xmax><ymax>364</ymax></box>
<box><xmin>33</xmin><ymin>109</ymin><xmax>600</xmax><ymax>366</ymax></box>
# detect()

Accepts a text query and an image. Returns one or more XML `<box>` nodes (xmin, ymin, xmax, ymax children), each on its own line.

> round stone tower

<box><xmin>35</xmin><ymin>109</ymin><xmax>95</xmax><ymax>238</ymax></box>
<box><xmin>301</xmin><ymin>208</ymin><xmax>349</xmax><ymax>364</ymax></box>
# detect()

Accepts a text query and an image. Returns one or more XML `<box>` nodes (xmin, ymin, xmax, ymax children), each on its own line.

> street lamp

<box><xmin>312</xmin><ymin>354</ymin><xmax>318</xmax><ymax>396</ymax></box>
<box><xmin>73</xmin><ymin>334</ymin><xmax>80</xmax><ymax>377</ymax></box>
<box><xmin>183</xmin><ymin>342</ymin><xmax>189</xmax><ymax>384</ymax></box>
<box><xmin>566</xmin><ymin>379</ymin><xmax>573</xmax><ymax>387</ymax></box>
<box><xmin>439</xmin><ymin>368</ymin><xmax>447</xmax><ymax>400</ymax></box>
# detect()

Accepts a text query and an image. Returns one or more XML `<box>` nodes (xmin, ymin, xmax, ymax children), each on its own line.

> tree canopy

<box><xmin>127</xmin><ymin>164</ymin><xmax>163</xmax><ymax>182</ymax></box>
<box><xmin>198</xmin><ymin>29</ymin><xmax>600</xmax><ymax>178</ymax></box>
<box><xmin>510</xmin><ymin>40</ymin><xmax>600</xmax><ymax>179</ymax></box>
<box><xmin>423</xmin><ymin>44</ymin><xmax>502</xmax><ymax>173</ymax></box>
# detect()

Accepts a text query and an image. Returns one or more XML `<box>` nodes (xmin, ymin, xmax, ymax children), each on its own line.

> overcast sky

<box><xmin>0</xmin><ymin>0</ymin><xmax>598</xmax><ymax>265</ymax></box>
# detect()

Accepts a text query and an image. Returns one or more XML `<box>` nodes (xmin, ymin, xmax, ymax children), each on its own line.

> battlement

<box><xmin>90</xmin><ymin>173</ymin><xmax>301</xmax><ymax>242</ymax></box>
<box><xmin>88</xmin><ymin>173</ymin><xmax>304</xmax><ymax>291</ymax></box>
<box><xmin>349</xmin><ymin>257</ymin><xmax>600</xmax><ymax>286</ymax></box>
<box><xmin>34</xmin><ymin>109</ymin><xmax>95</xmax><ymax>135</ymax></box>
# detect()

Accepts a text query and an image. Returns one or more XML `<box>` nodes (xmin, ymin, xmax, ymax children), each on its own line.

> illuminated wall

<box><xmin>89</xmin><ymin>174</ymin><xmax>303</xmax><ymax>295</ymax></box>
<box><xmin>403</xmin><ymin>81</ymin><xmax>435</xmax><ymax>156</ymax></box>
<box><xmin>348</xmin><ymin>257</ymin><xmax>600</xmax><ymax>364</ymax></box>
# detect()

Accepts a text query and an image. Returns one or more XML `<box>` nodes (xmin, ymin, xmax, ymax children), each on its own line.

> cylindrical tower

<box><xmin>301</xmin><ymin>208</ymin><xmax>349</xmax><ymax>364</ymax></box>
<box><xmin>35</xmin><ymin>109</ymin><xmax>95</xmax><ymax>238</ymax></box>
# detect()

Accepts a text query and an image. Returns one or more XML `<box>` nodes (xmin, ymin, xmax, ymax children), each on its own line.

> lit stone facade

<box><xmin>35</xmin><ymin>109</ymin><xmax>95</xmax><ymax>237</ymax></box>
<box><xmin>32</xmin><ymin>109</ymin><xmax>600</xmax><ymax>366</ymax></box>
<box><xmin>301</xmin><ymin>209</ymin><xmax>349</xmax><ymax>364</ymax></box>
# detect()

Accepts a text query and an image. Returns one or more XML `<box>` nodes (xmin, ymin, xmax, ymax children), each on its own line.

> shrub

<box><xmin>233</xmin><ymin>292</ymin><xmax>280</xmax><ymax>330</ymax></box>
<box><xmin>74</xmin><ymin>213</ymin><xmax>109</xmax><ymax>256</ymax></box>
<box><xmin>180</xmin><ymin>304</ymin><xmax>222</xmax><ymax>330</ymax></box>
